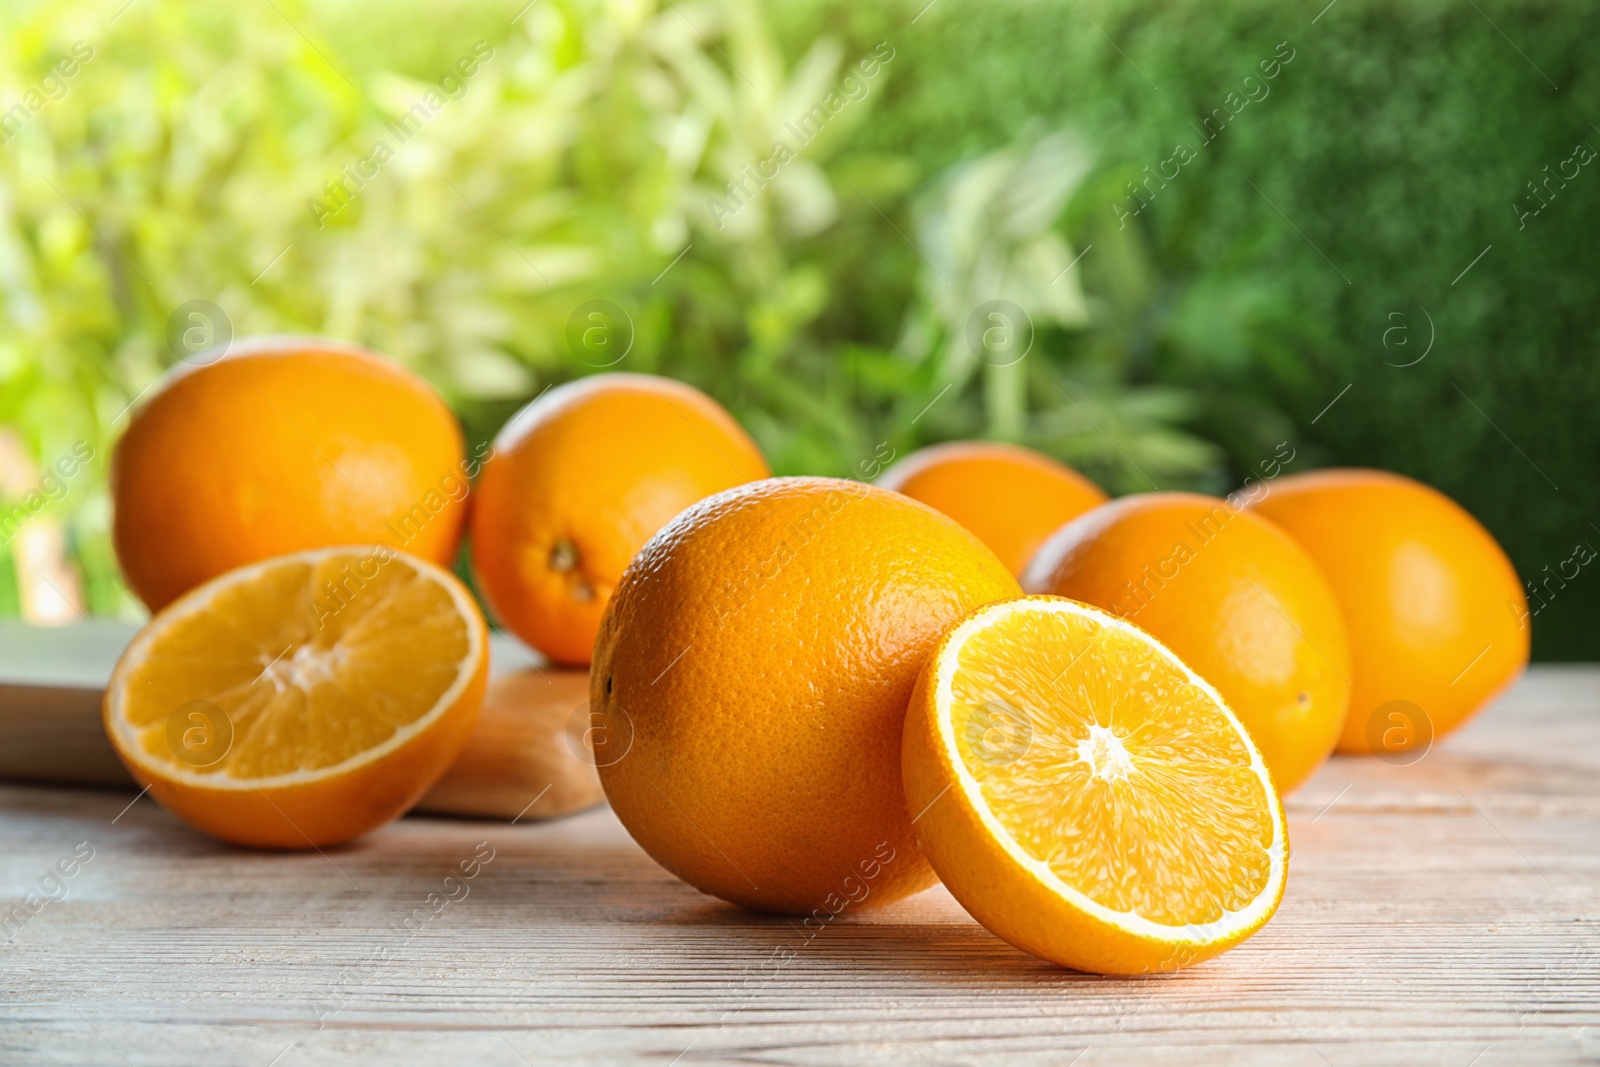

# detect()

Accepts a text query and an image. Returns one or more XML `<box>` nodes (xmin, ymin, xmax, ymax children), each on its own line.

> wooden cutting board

<box><xmin>0</xmin><ymin>618</ymin><xmax>605</xmax><ymax>820</ymax></box>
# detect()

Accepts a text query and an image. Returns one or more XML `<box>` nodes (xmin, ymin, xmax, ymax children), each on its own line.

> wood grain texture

<box><xmin>1</xmin><ymin>667</ymin><xmax>1597</xmax><ymax>1066</ymax></box>
<box><xmin>421</xmin><ymin>666</ymin><xmax>603</xmax><ymax>820</ymax></box>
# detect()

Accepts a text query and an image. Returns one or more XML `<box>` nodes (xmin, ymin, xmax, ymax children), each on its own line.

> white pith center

<box><xmin>260</xmin><ymin>643</ymin><xmax>343</xmax><ymax>692</ymax></box>
<box><xmin>1077</xmin><ymin>723</ymin><xmax>1135</xmax><ymax>782</ymax></box>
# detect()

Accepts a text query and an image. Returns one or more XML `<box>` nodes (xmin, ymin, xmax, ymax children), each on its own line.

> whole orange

<box><xmin>470</xmin><ymin>374</ymin><xmax>768</xmax><ymax>666</ymax></box>
<box><xmin>1023</xmin><ymin>493</ymin><xmax>1351</xmax><ymax>793</ymax></box>
<box><xmin>591</xmin><ymin>477</ymin><xmax>1021</xmax><ymax>914</ymax></box>
<box><xmin>112</xmin><ymin>337</ymin><xmax>468</xmax><ymax>611</ymax></box>
<box><xmin>1247</xmin><ymin>469</ymin><xmax>1529</xmax><ymax>756</ymax></box>
<box><xmin>877</xmin><ymin>442</ymin><xmax>1107</xmax><ymax>575</ymax></box>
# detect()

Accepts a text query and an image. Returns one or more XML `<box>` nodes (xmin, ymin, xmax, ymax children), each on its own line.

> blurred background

<box><xmin>0</xmin><ymin>0</ymin><xmax>1594</xmax><ymax>659</ymax></box>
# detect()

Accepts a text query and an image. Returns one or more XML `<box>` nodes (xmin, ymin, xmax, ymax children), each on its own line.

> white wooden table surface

<box><xmin>2</xmin><ymin>667</ymin><xmax>1598</xmax><ymax>1066</ymax></box>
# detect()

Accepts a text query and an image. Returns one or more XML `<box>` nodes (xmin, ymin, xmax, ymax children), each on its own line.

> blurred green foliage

<box><xmin>0</xmin><ymin>0</ymin><xmax>1594</xmax><ymax>658</ymax></box>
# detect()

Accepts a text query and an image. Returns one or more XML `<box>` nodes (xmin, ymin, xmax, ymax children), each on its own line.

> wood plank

<box><xmin>1</xmin><ymin>667</ymin><xmax>1597</xmax><ymax>1065</ymax></box>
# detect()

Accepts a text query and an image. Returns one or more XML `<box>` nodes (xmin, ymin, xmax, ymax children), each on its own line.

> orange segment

<box><xmin>903</xmin><ymin>596</ymin><xmax>1287</xmax><ymax>974</ymax></box>
<box><xmin>104</xmin><ymin>546</ymin><xmax>488</xmax><ymax>848</ymax></box>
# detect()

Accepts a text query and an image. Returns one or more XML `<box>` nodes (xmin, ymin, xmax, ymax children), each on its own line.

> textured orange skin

<box><xmin>471</xmin><ymin>374</ymin><xmax>769</xmax><ymax>666</ymax></box>
<box><xmin>1023</xmin><ymin>493</ymin><xmax>1351</xmax><ymax>794</ymax></box>
<box><xmin>902</xmin><ymin>596</ymin><xmax>1288</xmax><ymax>975</ymax></box>
<box><xmin>102</xmin><ymin>558</ymin><xmax>488</xmax><ymax>849</ymax></box>
<box><xmin>1247</xmin><ymin>469</ymin><xmax>1529</xmax><ymax>753</ymax></box>
<box><xmin>877</xmin><ymin>442</ymin><xmax>1108</xmax><ymax>576</ymax></box>
<box><xmin>592</xmin><ymin>477</ymin><xmax>1021</xmax><ymax>914</ymax></box>
<box><xmin>111</xmin><ymin>338</ymin><xmax>467</xmax><ymax>611</ymax></box>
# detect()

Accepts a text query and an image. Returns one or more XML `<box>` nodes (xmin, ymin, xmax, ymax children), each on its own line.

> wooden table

<box><xmin>2</xmin><ymin>667</ymin><xmax>1597</xmax><ymax>1065</ymax></box>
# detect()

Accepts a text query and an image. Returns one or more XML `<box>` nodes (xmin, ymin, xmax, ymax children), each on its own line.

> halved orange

<box><xmin>902</xmin><ymin>596</ymin><xmax>1287</xmax><ymax>974</ymax></box>
<box><xmin>104</xmin><ymin>545</ymin><xmax>488</xmax><ymax>848</ymax></box>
